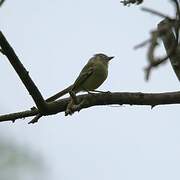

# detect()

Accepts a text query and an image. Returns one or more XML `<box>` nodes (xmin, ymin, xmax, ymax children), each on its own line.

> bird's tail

<box><xmin>46</xmin><ymin>85</ymin><xmax>73</xmax><ymax>102</ymax></box>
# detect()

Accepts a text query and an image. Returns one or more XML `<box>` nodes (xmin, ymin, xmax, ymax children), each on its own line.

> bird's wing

<box><xmin>72</xmin><ymin>65</ymin><xmax>94</xmax><ymax>91</ymax></box>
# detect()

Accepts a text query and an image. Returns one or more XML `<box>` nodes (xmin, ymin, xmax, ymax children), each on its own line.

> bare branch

<box><xmin>0</xmin><ymin>31</ymin><xmax>48</xmax><ymax>112</ymax></box>
<box><xmin>158</xmin><ymin>19</ymin><xmax>180</xmax><ymax>81</ymax></box>
<box><xmin>1</xmin><ymin>91</ymin><xmax>180</xmax><ymax>123</ymax></box>
<box><xmin>0</xmin><ymin>0</ymin><xmax>5</xmax><ymax>7</ymax></box>
<box><xmin>135</xmin><ymin>0</ymin><xmax>180</xmax><ymax>80</ymax></box>
<box><xmin>172</xmin><ymin>0</ymin><xmax>180</xmax><ymax>42</ymax></box>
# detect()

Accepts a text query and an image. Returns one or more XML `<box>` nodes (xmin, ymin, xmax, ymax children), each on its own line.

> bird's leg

<box><xmin>65</xmin><ymin>99</ymin><xmax>87</xmax><ymax>116</ymax></box>
<box><xmin>65</xmin><ymin>90</ymin><xmax>79</xmax><ymax>116</ymax></box>
<box><xmin>65</xmin><ymin>98</ymin><xmax>74</xmax><ymax>116</ymax></box>
<box><xmin>69</xmin><ymin>90</ymin><xmax>78</xmax><ymax>104</ymax></box>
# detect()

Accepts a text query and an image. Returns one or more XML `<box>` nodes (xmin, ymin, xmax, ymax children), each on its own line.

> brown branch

<box><xmin>158</xmin><ymin>19</ymin><xmax>180</xmax><ymax>81</ymax></box>
<box><xmin>135</xmin><ymin>0</ymin><xmax>180</xmax><ymax>80</ymax></box>
<box><xmin>171</xmin><ymin>0</ymin><xmax>180</xmax><ymax>43</ymax></box>
<box><xmin>1</xmin><ymin>91</ymin><xmax>180</xmax><ymax>123</ymax></box>
<box><xmin>0</xmin><ymin>31</ymin><xmax>48</xmax><ymax>112</ymax></box>
<box><xmin>0</xmin><ymin>109</ymin><xmax>39</xmax><ymax>123</ymax></box>
<box><xmin>0</xmin><ymin>0</ymin><xmax>5</xmax><ymax>7</ymax></box>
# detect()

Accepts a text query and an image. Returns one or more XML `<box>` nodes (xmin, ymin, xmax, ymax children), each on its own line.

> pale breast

<box><xmin>82</xmin><ymin>63</ymin><xmax>108</xmax><ymax>90</ymax></box>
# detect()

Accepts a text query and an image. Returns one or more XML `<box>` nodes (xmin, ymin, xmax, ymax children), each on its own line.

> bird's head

<box><xmin>94</xmin><ymin>53</ymin><xmax>114</xmax><ymax>66</ymax></box>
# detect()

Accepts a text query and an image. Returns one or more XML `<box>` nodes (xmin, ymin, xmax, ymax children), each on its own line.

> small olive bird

<box><xmin>71</xmin><ymin>53</ymin><xmax>114</xmax><ymax>93</ymax></box>
<box><xmin>46</xmin><ymin>53</ymin><xmax>114</xmax><ymax>102</ymax></box>
<box><xmin>29</xmin><ymin>53</ymin><xmax>113</xmax><ymax>123</ymax></box>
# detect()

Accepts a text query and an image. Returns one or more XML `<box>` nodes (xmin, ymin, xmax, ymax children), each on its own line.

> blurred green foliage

<box><xmin>0</xmin><ymin>136</ymin><xmax>48</xmax><ymax>180</ymax></box>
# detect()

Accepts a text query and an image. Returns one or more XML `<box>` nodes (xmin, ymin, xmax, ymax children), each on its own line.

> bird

<box><xmin>28</xmin><ymin>53</ymin><xmax>113</xmax><ymax>122</ymax></box>
<box><xmin>47</xmin><ymin>53</ymin><xmax>114</xmax><ymax>101</ymax></box>
<box><xmin>71</xmin><ymin>53</ymin><xmax>113</xmax><ymax>93</ymax></box>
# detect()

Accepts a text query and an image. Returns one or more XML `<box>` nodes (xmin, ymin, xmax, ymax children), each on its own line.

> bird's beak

<box><xmin>108</xmin><ymin>56</ymin><xmax>114</xmax><ymax>61</ymax></box>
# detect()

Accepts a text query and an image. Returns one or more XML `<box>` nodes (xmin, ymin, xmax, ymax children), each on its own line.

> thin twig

<box><xmin>134</xmin><ymin>39</ymin><xmax>151</xmax><ymax>49</ymax></box>
<box><xmin>141</xmin><ymin>7</ymin><xmax>173</xmax><ymax>20</ymax></box>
